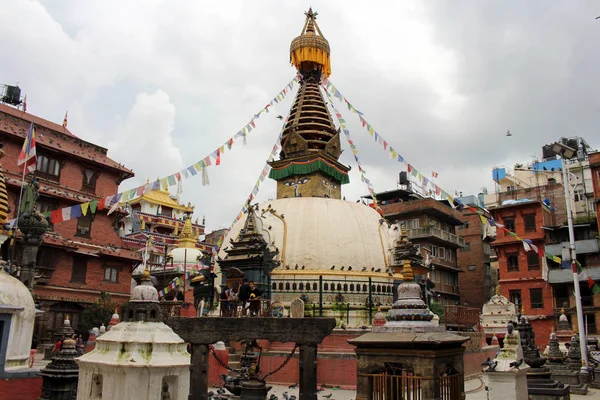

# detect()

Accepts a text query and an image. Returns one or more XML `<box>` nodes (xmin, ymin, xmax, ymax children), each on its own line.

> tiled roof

<box><xmin>0</xmin><ymin>103</ymin><xmax>134</xmax><ymax>177</ymax></box>
<box><xmin>129</xmin><ymin>190</ymin><xmax>193</xmax><ymax>211</ymax></box>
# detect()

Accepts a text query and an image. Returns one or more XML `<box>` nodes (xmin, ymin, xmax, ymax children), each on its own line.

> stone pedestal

<box><xmin>487</xmin><ymin>369</ymin><xmax>529</xmax><ymax>400</ymax></box>
<box><xmin>526</xmin><ymin>367</ymin><xmax>570</xmax><ymax>399</ymax></box>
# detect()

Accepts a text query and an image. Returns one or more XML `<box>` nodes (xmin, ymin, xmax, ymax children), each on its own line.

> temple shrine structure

<box><xmin>216</xmin><ymin>8</ymin><xmax>399</xmax><ymax>326</ymax></box>
<box><xmin>481</xmin><ymin>285</ymin><xmax>518</xmax><ymax>345</ymax></box>
<box><xmin>119</xmin><ymin>188</ymin><xmax>210</xmax><ymax>289</ymax></box>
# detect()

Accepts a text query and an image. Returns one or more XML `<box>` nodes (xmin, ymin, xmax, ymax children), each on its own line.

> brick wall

<box><xmin>0</xmin><ymin>377</ymin><xmax>42</xmax><ymax>400</ymax></box>
<box><xmin>497</xmin><ymin>183</ymin><xmax>565</xmax><ymax>226</ymax></box>
<box><xmin>456</xmin><ymin>211</ymin><xmax>493</xmax><ymax>310</ymax></box>
<box><xmin>589</xmin><ymin>152</ymin><xmax>600</xmax><ymax>229</ymax></box>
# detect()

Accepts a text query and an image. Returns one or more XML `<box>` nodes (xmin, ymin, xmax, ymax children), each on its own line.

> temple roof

<box><xmin>127</xmin><ymin>189</ymin><xmax>193</xmax><ymax>212</ymax></box>
<box><xmin>0</xmin><ymin>103</ymin><xmax>134</xmax><ymax>178</ymax></box>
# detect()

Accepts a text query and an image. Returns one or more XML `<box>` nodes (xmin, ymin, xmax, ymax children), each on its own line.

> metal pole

<box><xmin>560</xmin><ymin>157</ymin><xmax>589</xmax><ymax>374</ymax></box>
<box><xmin>368</xmin><ymin>277</ymin><xmax>373</xmax><ymax>325</ymax></box>
<box><xmin>319</xmin><ymin>275</ymin><xmax>323</xmax><ymax>317</ymax></box>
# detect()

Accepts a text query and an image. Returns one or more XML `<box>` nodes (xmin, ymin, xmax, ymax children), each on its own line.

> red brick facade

<box><xmin>490</xmin><ymin>201</ymin><xmax>554</xmax><ymax>346</ymax></box>
<box><xmin>456</xmin><ymin>209</ymin><xmax>494</xmax><ymax>310</ymax></box>
<box><xmin>0</xmin><ymin>104</ymin><xmax>139</xmax><ymax>341</ymax></box>
<box><xmin>590</xmin><ymin>152</ymin><xmax>600</xmax><ymax>231</ymax></box>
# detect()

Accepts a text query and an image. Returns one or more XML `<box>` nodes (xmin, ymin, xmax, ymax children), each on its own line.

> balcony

<box><xmin>545</xmin><ymin>239</ymin><xmax>599</xmax><ymax>256</ymax></box>
<box><xmin>408</xmin><ymin>227</ymin><xmax>465</xmax><ymax>248</ymax></box>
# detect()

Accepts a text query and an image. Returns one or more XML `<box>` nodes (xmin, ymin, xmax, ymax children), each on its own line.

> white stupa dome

<box><xmin>130</xmin><ymin>269</ymin><xmax>159</xmax><ymax>303</ymax></box>
<box><xmin>0</xmin><ymin>270</ymin><xmax>35</xmax><ymax>370</ymax></box>
<box><xmin>217</xmin><ymin>198</ymin><xmax>392</xmax><ymax>270</ymax></box>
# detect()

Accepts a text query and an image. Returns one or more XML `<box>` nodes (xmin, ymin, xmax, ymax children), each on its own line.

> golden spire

<box><xmin>521</xmin><ymin>304</ymin><xmax>525</xmax><ymax>315</ymax></box>
<box><xmin>560</xmin><ymin>308</ymin><xmax>565</xmax><ymax>315</ymax></box>
<box><xmin>290</xmin><ymin>8</ymin><xmax>331</xmax><ymax>77</ymax></box>
<box><xmin>401</xmin><ymin>224</ymin><xmax>408</xmax><ymax>242</ymax></box>
<box><xmin>402</xmin><ymin>259</ymin><xmax>414</xmax><ymax>282</ymax></box>
<box><xmin>495</xmin><ymin>285</ymin><xmax>501</xmax><ymax>296</ymax></box>
<box><xmin>177</xmin><ymin>216</ymin><xmax>196</xmax><ymax>249</ymax></box>
<box><xmin>142</xmin><ymin>265</ymin><xmax>151</xmax><ymax>281</ymax></box>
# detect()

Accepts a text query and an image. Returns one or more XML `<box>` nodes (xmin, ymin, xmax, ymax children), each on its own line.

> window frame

<box><xmin>35</xmin><ymin>153</ymin><xmax>62</xmax><ymax>182</ymax></box>
<box><xmin>102</xmin><ymin>265</ymin><xmax>120</xmax><ymax>283</ymax></box>
<box><xmin>70</xmin><ymin>256</ymin><xmax>88</xmax><ymax>284</ymax></box>
<box><xmin>527</xmin><ymin>252</ymin><xmax>540</xmax><ymax>271</ymax></box>
<box><xmin>76</xmin><ymin>213</ymin><xmax>94</xmax><ymax>238</ymax></box>
<box><xmin>503</xmin><ymin>217</ymin><xmax>516</xmax><ymax>232</ymax></box>
<box><xmin>530</xmin><ymin>288</ymin><xmax>544</xmax><ymax>309</ymax></box>
<box><xmin>507</xmin><ymin>253</ymin><xmax>519</xmax><ymax>272</ymax></box>
<box><xmin>509</xmin><ymin>289</ymin><xmax>522</xmax><ymax>306</ymax></box>
<box><xmin>523</xmin><ymin>214</ymin><xmax>536</xmax><ymax>232</ymax></box>
<box><xmin>82</xmin><ymin>168</ymin><xmax>99</xmax><ymax>194</ymax></box>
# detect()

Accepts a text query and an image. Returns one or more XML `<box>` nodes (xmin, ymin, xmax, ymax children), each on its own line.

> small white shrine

<box><xmin>482</xmin><ymin>285</ymin><xmax>517</xmax><ymax>341</ymax></box>
<box><xmin>0</xmin><ymin>268</ymin><xmax>35</xmax><ymax>371</ymax></box>
<box><xmin>76</xmin><ymin>268</ymin><xmax>190</xmax><ymax>399</ymax></box>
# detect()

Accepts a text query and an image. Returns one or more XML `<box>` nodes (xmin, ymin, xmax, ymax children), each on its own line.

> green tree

<box><xmin>430</xmin><ymin>302</ymin><xmax>445</xmax><ymax>322</ymax></box>
<box><xmin>79</xmin><ymin>291</ymin><xmax>117</xmax><ymax>333</ymax></box>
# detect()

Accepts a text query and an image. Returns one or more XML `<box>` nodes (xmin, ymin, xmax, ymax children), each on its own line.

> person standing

<box><xmin>76</xmin><ymin>335</ymin><xmax>84</xmax><ymax>356</ymax></box>
<box><xmin>248</xmin><ymin>281</ymin><xmax>262</xmax><ymax>317</ymax></box>
<box><xmin>29</xmin><ymin>335</ymin><xmax>38</xmax><ymax>368</ymax></box>
<box><xmin>238</xmin><ymin>279</ymin><xmax>251</xmax><ymax>316</ymax></box>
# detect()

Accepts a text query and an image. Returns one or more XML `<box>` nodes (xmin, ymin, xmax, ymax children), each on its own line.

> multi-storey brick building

<box><xmin>489</xmin><ymin>200</ymin><xmax>555</xmax><ymax>345</ymax></box>
<box><xmin>591</xmin><ymin>151</ymin><xmax>600</xmax><ymax>234</ymax></box>
<box><xmin>455</xmin><ymin>195</ymin><xmax>497</xmax><ymax>310</ymax></box>
<box><xmin>366</xmin><ymin>188</ymin><xmax>465</xmax><ymax>305</ymax></box>
<box><xmin>0</xmin><ymin>103</ymin><xmax>140</xmax><ymax>340</ymax></box>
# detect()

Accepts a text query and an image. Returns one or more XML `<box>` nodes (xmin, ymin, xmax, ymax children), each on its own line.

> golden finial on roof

<box><xmin>402</xmin><ymin>259</ymin><xmax>414</xmax><ymax>282</ymax></box>
<box><xmin>521</xmin><ymin>304</ymin><xmax>525</xmax><ymax>315</ymax></box>
<box><xmin>66</xmin><ymin>314</ymin><xmax>70</xmax><ymax>321</ymax></box>
<box><xmin>177</xmin><ymin>216</ymin><xmax>197</xmax><ymax>249</ymax></box>
<box><xmin>114</xmin><ymin>308</ymin><xmax>118</xmax><ymax>314</ymax></box>
<box><xmin>142</xmin><ymin>266</ymin><xmax>151</xmax><ymax>281</ymax></box>
<box><xmin>495</xmin><ymin>285</ymin><xmax>501</xmax><ymax>296</ymax></box>
<box><xmin>290</xmin><ymin>8</ymin><xmax>331</xmax><ymax>77</ymax></box>
<box><xmin>401</xmin><ymin>223</ymin><xmax>408</xmax><ymax>242</ymax></box>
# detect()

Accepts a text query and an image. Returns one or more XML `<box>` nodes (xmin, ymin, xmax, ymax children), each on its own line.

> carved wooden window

<box><xmin>530</xmin><ymin>288</ymin><xmax>544</xmax><ymax>309</ymax></box>
<box><xmin>82</xmin><ymin>168</ymin><xmax>99</xmax><ymax>194</ymax></box>
<box><xmin>36</xmin><ymin>154</ymin><xmax>61</xmax><ymax>182</ymax></box>
<box><xmin>76</xmin><ymin>214</ymin><xmax>93</xmax><ymax>238</ymax></box>
<box><xmin>507</xmin><ymin>253</ymin><xmax>519</xmax><ymax>272</ymax></box>
<box><xmin>70</xmin><ymin>256</ymin><xmax>87</xmax><ymax>284</ymax></box>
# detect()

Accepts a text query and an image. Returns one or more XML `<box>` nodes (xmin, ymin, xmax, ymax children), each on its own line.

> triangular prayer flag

<box><xmin>98</xmin><ymin>198</ymin><xmax>106</xmax><ymax>210</ymax></box>
<box><xmin>80</xmin><ymin>202</ymin><xmax>89</xmax><ymax>216</ymax></box>
<box><xmin>593</xmin><ymin>284</ymin><xmax>600</xmax><ymax>295</ymax></box>
<box><xmin>588</xmin><ymin>276</ymin><xmax>595</xmax><ymax>289</ymax></box>
<box><xmin>215</xmin><ymin>149</ymin><xmax>221</xmax><ymax>166</ymax></box>
<box><xmin>90</xmin><ymin>200</ymin><xmax>98</xmax><ymax>214</ymax></box>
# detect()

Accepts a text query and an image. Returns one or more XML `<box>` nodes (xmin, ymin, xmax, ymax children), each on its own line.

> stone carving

<box><xmin>270</xmin><ymin>301</ymin><xmax>284</xmax><ymax>318</ymax></box>
<box><xmin>39</xmin><ymin>338</ymin><xmax>80</xmax><ymax>400</ymax></box>
<box><xmin>517</xmin><ymin>315</ymin><xmax>546</xmax><ymax>368</ymax></box>
<box><xmin>493</xmin><ymin>322</ymin><xmax>525</xmax><ymax>372</ymax></box>
<box><xmin>290</xmin><ymin>298</ymin><xmax>305</xmax><ymax>318</ymax></box>
<box><xmin>481</xmin><ymin>285</ymin><xmax>517</xmax><ymax>338</ymax></box>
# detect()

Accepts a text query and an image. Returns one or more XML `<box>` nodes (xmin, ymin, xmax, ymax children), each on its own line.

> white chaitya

<box><xmin>481</xmin><ymin>286</ymin><xmax>517</xmax><ymax>338</ymax></box>
<box><xmin>76</xmin><ymin>269</ymin><xmax>190</xmax><ymax>400</ymax></box>
<box><xmin>0</xmin><ymin>269</ymin><xmax>35</xmax><ymax>371</ymax></box>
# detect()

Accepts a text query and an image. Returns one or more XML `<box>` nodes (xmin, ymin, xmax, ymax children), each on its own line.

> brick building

<box><xmin>0</xmin><ymin>103</ymin><xmax>141</xmax><ymax>341</ymax></box>
<box><xmin>591</xmin><ymin>151</ymin><xmax>600</xmax><ymax>231</ymax></box>
<box><xmin>489</xmin><ymin>200</ymin><xmax>555</xmax><ymax>345</ymax></box>
<box><xmin>455</xmin><ymin>195</ymin><xmax>497</xmax><ymax>310</ymax></box>
<box><xmin>366</xmin><ymin>188</ymin><xmax>465</xmax><ymax>305</ymax></box>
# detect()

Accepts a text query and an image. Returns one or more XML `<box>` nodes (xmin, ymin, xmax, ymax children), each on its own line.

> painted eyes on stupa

<box><xmin>284</xmin><ymin>178</ymin><xmax>310</xmax><ymax>186</ymax></box>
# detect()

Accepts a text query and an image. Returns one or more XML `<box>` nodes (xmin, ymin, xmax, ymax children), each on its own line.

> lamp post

<box><xmin>551</xmin><ymin>141</ymin><xmax>589</xmax><ymax>376</ymax></box>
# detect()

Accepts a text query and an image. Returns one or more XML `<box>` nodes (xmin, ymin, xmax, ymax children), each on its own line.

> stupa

<box><xmin>0</xmin><ymin>267</ymin><xmax>36</xmax><ymax>372</ymax></box>
<box><xmin>481</xmin><ymin>285</ymin><xmax>517</xmax><ymax>344</ymax></box>
<box><xmin>350</xmin><ymin>236</ymin><xmax>468</xmax><ymax>399</ymax></box>
<box><xmin>38</xmin><ymin>337</ymin><xmax>79</xmax><ymax>399</ymax></box>
<box><xmin>216</xmin><ymin>8</ymin><xmax>397</xmax><ymax>325</ymax></box>
<box><xmin>555</xmin><ymin>309</ymin><xmax>574</xmax><ymax>355</ymax></box>
<box><xmin>76</xmin><ymin>268</ymin><xmax>190</xmax><ymax>400</ymax></box>
<box><xmin>107</xmin><ymin>308</ymin><xmax>120</xmax><ymax>331</ymax></box>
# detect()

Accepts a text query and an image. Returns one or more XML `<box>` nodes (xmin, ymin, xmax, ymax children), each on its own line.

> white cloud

<box><xmin>110</xmin><ymin>90</ymin><xmax>181</xmax><ymax>187</ymax></box>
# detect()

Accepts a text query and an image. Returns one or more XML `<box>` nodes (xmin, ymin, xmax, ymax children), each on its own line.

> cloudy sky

<box><xmin>1</xmin><ymin>1</ymin><xmax>599</xmax><ymax>232</ymax></box>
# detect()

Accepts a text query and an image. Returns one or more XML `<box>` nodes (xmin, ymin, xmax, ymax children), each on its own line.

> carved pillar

<box><xmin>189</xmin><ymin>343</ymin><xmax>209</xmax><ymax>400</ymax></box>
<box><xmin>299</xmin><ymin>343</ymin><xmax>318</xmax><ymax>400</ymax></box>
<box><xmin>18</xmin><ymin>210</ymin><xmax>48</xmax><ymax>290</ymax></box>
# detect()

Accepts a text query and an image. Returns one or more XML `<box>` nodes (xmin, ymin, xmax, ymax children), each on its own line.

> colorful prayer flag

<box><xmin>18</xmin><ymin>122</ymin><xmax>37</xmax><ymax>173</ymax></box>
